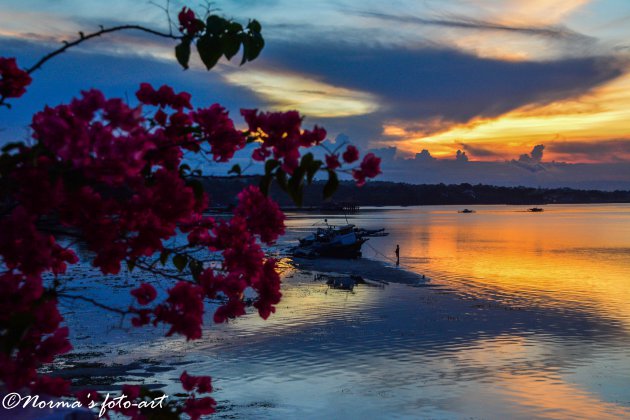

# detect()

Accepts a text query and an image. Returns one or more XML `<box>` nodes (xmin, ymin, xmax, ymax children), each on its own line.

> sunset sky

<box><xmin>1</xmin><ymin>0</ymin><xmax>630</xmax><ymax>187</ymax></box>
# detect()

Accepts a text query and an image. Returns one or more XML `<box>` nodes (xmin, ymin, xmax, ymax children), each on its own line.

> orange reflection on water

<box><xmin>366</xmin><ymin>205</ymin><xmax>630</xmax><ymax>328</ymax></box>
<box><xmin>498</xmin><ymin>372</ymin><xmax>630</xmax><ymax>420</ymax></box>
<box><xmin>450</xmin><ymin>334</ymin><xmax>630</xmax><ymax>419</ymax></box>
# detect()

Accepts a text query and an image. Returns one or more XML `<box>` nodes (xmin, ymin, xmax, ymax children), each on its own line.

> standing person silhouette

<box><xmin>395</xmin><ymin>244</ymin><xmax>400</xmax><ymax>266</ymax></box>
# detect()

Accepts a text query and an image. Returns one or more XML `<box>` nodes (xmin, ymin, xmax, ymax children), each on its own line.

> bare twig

<box><xmin>134</xmin><ymin>259</ymin><xmax>196</xmax><ymax>282</ymax></box>
<box><xmin>150</xmin><ymin>0</ymin><xmax>175</xmax><ymax>36</ymax></box>
<box><xmin>200</xmin><ymin>1</ymin><xmax>219</xmax><ymax>20</ymax></box>
<box><xmin>58</xmin><ymin>293</ymin><xmax>129</xmax><ymax>315</ymax></box>
<box><xmin>26</xmin><ymin>25</ymin><xmax>181</xmax><ymax>75</ymax></box>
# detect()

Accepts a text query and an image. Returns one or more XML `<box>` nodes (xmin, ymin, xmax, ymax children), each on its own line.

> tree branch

<box><xmin>134</xmin><ymin>259</ymin><xmax>196</xmax><ymax>282</ymax></box>
<box><xmin>58</xmin><ymin>292</ymin><xmax>129</xmax><ymax>315</ymax></box>
<box><xmin>26</xmin><ymin>25</ymin><xmax>182</xmax><ymax>75</ymax></box>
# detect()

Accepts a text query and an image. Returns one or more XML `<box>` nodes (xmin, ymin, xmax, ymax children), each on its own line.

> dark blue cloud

<box><xmin>460</xmin><ymin>143</ymin><xmax>503</xmax><ymax>158</ymax></box>
<box><xmin>514</xmin><ymin>145</ymin><xmax>546</xmax><ymax>172</ymax></box>
<box><xmin>547</xmin><ymin>139</ymin><xmax>630</xmax><ymax>161</ymax></box>
<box><xmin>355</xmin><ymin>11</ymin><xmax>593</xmax><ymax>42</ymax></box>
<box><xmin>373</xmin><ymin>147</ymin><xmax>630</xmax><ymax>190</ymax></box>
<box><xmin>258</xmin><ymin>42</ymin><xmax>624</xmax><ymax>125</ymax></box>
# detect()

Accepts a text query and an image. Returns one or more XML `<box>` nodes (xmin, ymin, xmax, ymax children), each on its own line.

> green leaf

<box><xmin>299</xmin><ymin>153</ymin><xmax>322</xmax><ymax>184</ymax></box>
<box><xmin>293</xmin><ymin>184</ymin><xmax>304</xmax><ymax>207</ymax></box>
<box><xmin>189</xmin><ymin>259</ymin><xmax>203</xmax><ymax>281</ymax></box>
<box><xmin>259</xmin><ymin>173</ymin><xmax>272</xmax><ymax>196</ymax></box>
<box><xmin>240</xmin><ymin>34</ymin><xmax>252</xmax><ymax>65</ymax></box>
<box><xmin>1</xmin><ymin>142</ymin><xmax>23</xmax><ymax>153</ymax></box>
<box><xmin>197</xmin><ymin>34</ymin><xmax>223</xmax><ymax>70</ymax></box>
<box><xmin>288</xmin><ymin>166</ymin><xmax>306</xmax><ymax>206</ymax></box>
<box><xmin>301</xmin><ymin>152</ymin><xmax>314</xmax><ymax>167</ymax></box>
<box><xmin>240</xmin><ymin>32</ymin><xmax>265</xmax><ymax>65</ymax></box>
<box><xmin>248</xmin><ymin>19</ymin><xmax>262</xmax><ymax>33</ymax></box>
<box><xmin>323</xmin><ymin>170</ymin><xmax>339</xmax><ymax>199</ymax></box>
<box><xmin>206</xmin><ymin>15</ymin><xmax>228</xmax><ymax>36</ymax></box>
<box><xmin>307</xmin><ymin>160</ymin><xmax>323</xmax><ymax>184</ymax></box>
<box><xmin>172</xmin><ymin>254</ymin><xmax>188</xmax><ymax>272</ymax></box>
<box><xmin>247</xmin><ymin>32</ymin><xmax>265</xmax><ymax>61</ymax></box>
<box><xmin>187</xmin><ymin>179</ymin><xmax>205</xmax><ymax>200</ymax></box>
<box><xmin>227</xmin><ymin>22</ymin><xmax>243</xmax><ymax>33</ymax></box>
<box><xmin>159</xmin><ymin>251</ymin><xmax>170</xmax><ymax>266</ymax></box>
<box><xmin>228</xmin><ymin>164</ymin><xmax>241</xmax><ymax>176</ymax></box>
<box><xmin>175</xmin><ymin>38</ymin><xmax>191</xmax><ymax>69</ymax></box>
<box><xmin>179</xmin><ymin>163</ymin><xmax>191</xmax><ymax>175</ymax></box>
<box><xmin>275</xmin><ymin>168</ymin><xmax>287</xmax><ymax>191</ymax></box>
<box><xmin>222</xmin><ymin>32</ymin><xmax>241</xmax><ymax>60</ymax></box>
<box><xmin>265</xmin><ymin>159</ymin><xmax>279</xmax><ymax>175</ymax></box>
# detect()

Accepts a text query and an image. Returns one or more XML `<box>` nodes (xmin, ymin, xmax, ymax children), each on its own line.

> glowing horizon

<box><xmin>2</xmin><ymin>0</ymin><xmax>630</xmax><ymax>171</ymax></box>
<box><xmin>378</xmin><ymin>70</ymin><xmax>630</xmax><ymax>163</ymax></box>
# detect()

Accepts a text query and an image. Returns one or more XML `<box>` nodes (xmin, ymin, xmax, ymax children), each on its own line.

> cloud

<box><xmin>513</xmin><ymin>144</ymin><xmax>546</xmax><ymax>172</ymax></box>
<box><xmin>519</xmin><ymin>144</ymin><xmax>545</xmax><ymax>163</ymax></box>
<box><xmin>255</xmin><ymin>41</ymin><xmax>625</xmax><ymax>151</ymax></box>
<box><xmin>367</xmin><ymin>146</ymin><xmax>398</xmax><ymax>163</ymax></box>
<box><xmin>356</xmin><ymin>11</ymin><xmax>593</xmax><ymax>42</ymax></box>
<box><xmin>531</xmin><ymin>144</ymin><xmax>545</xmax><ymax>162</ymax></box>
<box><xmin>370</xmin><ymin>146</ymin><xmax>630</xmax><ymax>190</ymax></box>
<box><xmin>415</xmin><ymin>149</ymin><xmax>435</xmax><ymax>162</ymax></box>
<box><xmin>546</xmin><ymin>139</ymin><xmax>630</xmax><ymax>162</ymax></box>
<box><xmin>455</xmin><ymin>150</ymin><xmax>468</xmax><ymax>162</ymax></box>
<box><xmin>223</xmin><ymin>69</ymin><xmax>379</xmax><ymax>118</ymax></box>
<box><xmin>460</xmin><ymin>143</ymin><xmax>504</xmax><ymax>158</ymax></box>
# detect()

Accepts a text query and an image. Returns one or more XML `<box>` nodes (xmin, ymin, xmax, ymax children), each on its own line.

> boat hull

<box><xmin>293</xmin><ymin>223</ymin><xmax>386</xmax><ymax>259</ymax></box>
<box><xmin>294</xmin><ymin>239</ymin><xmax>366</xmax><ymax>259</ymax></box>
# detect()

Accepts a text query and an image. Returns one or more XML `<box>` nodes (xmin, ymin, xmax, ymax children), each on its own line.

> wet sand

<box><xmin>292</xmin><ymin>257</ymin><xmax>431</xmax><ymax>285</ymax></box>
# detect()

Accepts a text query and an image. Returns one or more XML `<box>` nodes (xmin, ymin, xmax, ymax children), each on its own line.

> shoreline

<box><xmin>206</xmin><ymin>201</ymin><xmax>630</xmax><ymax>214</ymax></box>
<box><xmin>291</xmin><ymin>256</ymin><xmax>431</xmax><ymax>285</ymax></box>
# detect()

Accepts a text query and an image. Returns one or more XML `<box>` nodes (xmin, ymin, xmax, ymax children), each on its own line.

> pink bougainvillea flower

<box><xmin>0</xmin><ymin>57</ymin><xmax>32</xmax><ymax>98</ymax></box>
<box><xmin>342</xmin><ymin>145</ymin><xmax>359</xmax><ymax>163</ymax></box>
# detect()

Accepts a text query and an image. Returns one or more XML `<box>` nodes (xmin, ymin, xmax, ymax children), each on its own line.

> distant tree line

<box><xmin>199</xmin><ymin>176</ymin><xmax>630</xmax><ymax>209</ymax></box>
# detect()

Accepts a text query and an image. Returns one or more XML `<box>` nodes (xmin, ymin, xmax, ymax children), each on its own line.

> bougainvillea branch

<box><xmin>0</xmin><ymin>6</ymin><xmax>264</xmax><ymax>108</ymax></box>
<box><xmin>25</xmin><ymin>25</ymin><xmax>182</xmax><ymax>75</ymax></box>
<box><xmin>0</xmin><ymin>5</ymin><xmax>381</xmax><ymax>419</ymax></box>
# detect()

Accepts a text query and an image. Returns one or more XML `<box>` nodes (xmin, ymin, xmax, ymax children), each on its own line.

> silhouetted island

<box><xmin>198</xmin><ymin>176</ymin><xmax>630</xmax><ymax>210</ymax></box>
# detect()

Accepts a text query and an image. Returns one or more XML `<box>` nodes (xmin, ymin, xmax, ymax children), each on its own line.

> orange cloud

<box><xmin>224</xmin><ymin>69</ymin><xmax>380</xmax><ymax>118</ymax></box>
<box><xmin>380</xmin><ymin>69</ymin><xmax>630</xmax><ymax>163</ymax></box>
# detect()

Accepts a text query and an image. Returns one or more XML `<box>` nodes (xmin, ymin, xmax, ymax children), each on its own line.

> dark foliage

<box><xmin>200</xmin><ymin>177</ymin><xmax>630</xmax><ymax>209</ymax></box>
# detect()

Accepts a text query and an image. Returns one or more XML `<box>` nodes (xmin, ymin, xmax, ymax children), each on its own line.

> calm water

<box><xmin>290</xmin><ymin>204</ymin><xmax>630</xmax><ymax>325</ymax></box>
<box><xmin>65</xmin><ymin>204</ymin><xmax>630</xmax><ymax>419</ymax></box>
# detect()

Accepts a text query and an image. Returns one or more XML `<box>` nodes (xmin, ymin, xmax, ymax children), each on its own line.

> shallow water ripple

<box><xmin>58</xmin><ymin>204</ymin><xmax>630</xmax><ymax>419</ymax></box>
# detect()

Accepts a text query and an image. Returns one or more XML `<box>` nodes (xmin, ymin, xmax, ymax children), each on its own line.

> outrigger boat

<box><xmin>528</xmin><ymin>207</ymin><xmax>544</xmax><ymax>212</ymax></box>
<box><xmin>293</xmin><ymin>223</ymin><xmax>388</xmax><ymax>258</ymax></box>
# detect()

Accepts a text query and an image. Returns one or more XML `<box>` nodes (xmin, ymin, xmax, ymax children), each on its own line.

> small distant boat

<box><xmin>293</xmin><ymin>223</ymin><xmax>388</xmax><ymax>259</ymax></box>
<box><xmin>528</xmin><ymin>207</ymin><xmax>544</xmax><ymax>212</ymax></box>
<box><xmin>458</xmin><ymin>209</ymin><xmax>475</xmax><ymax>213</ymax></box>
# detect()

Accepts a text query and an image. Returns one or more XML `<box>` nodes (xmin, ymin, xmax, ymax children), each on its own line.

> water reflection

<box><xmin>148</xmin><ymin>275</ymin><xmax>630</xmax><ymax>419</ymax></box>
<box><xmin>301</xmin><ymin>205</ymin><xmax>630</xmax><ymax>329</ymax></box>
<box><xmin>61</xmin><ymin>204</ymin><xmax>630</xmax><ymax>418</ymax></box>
